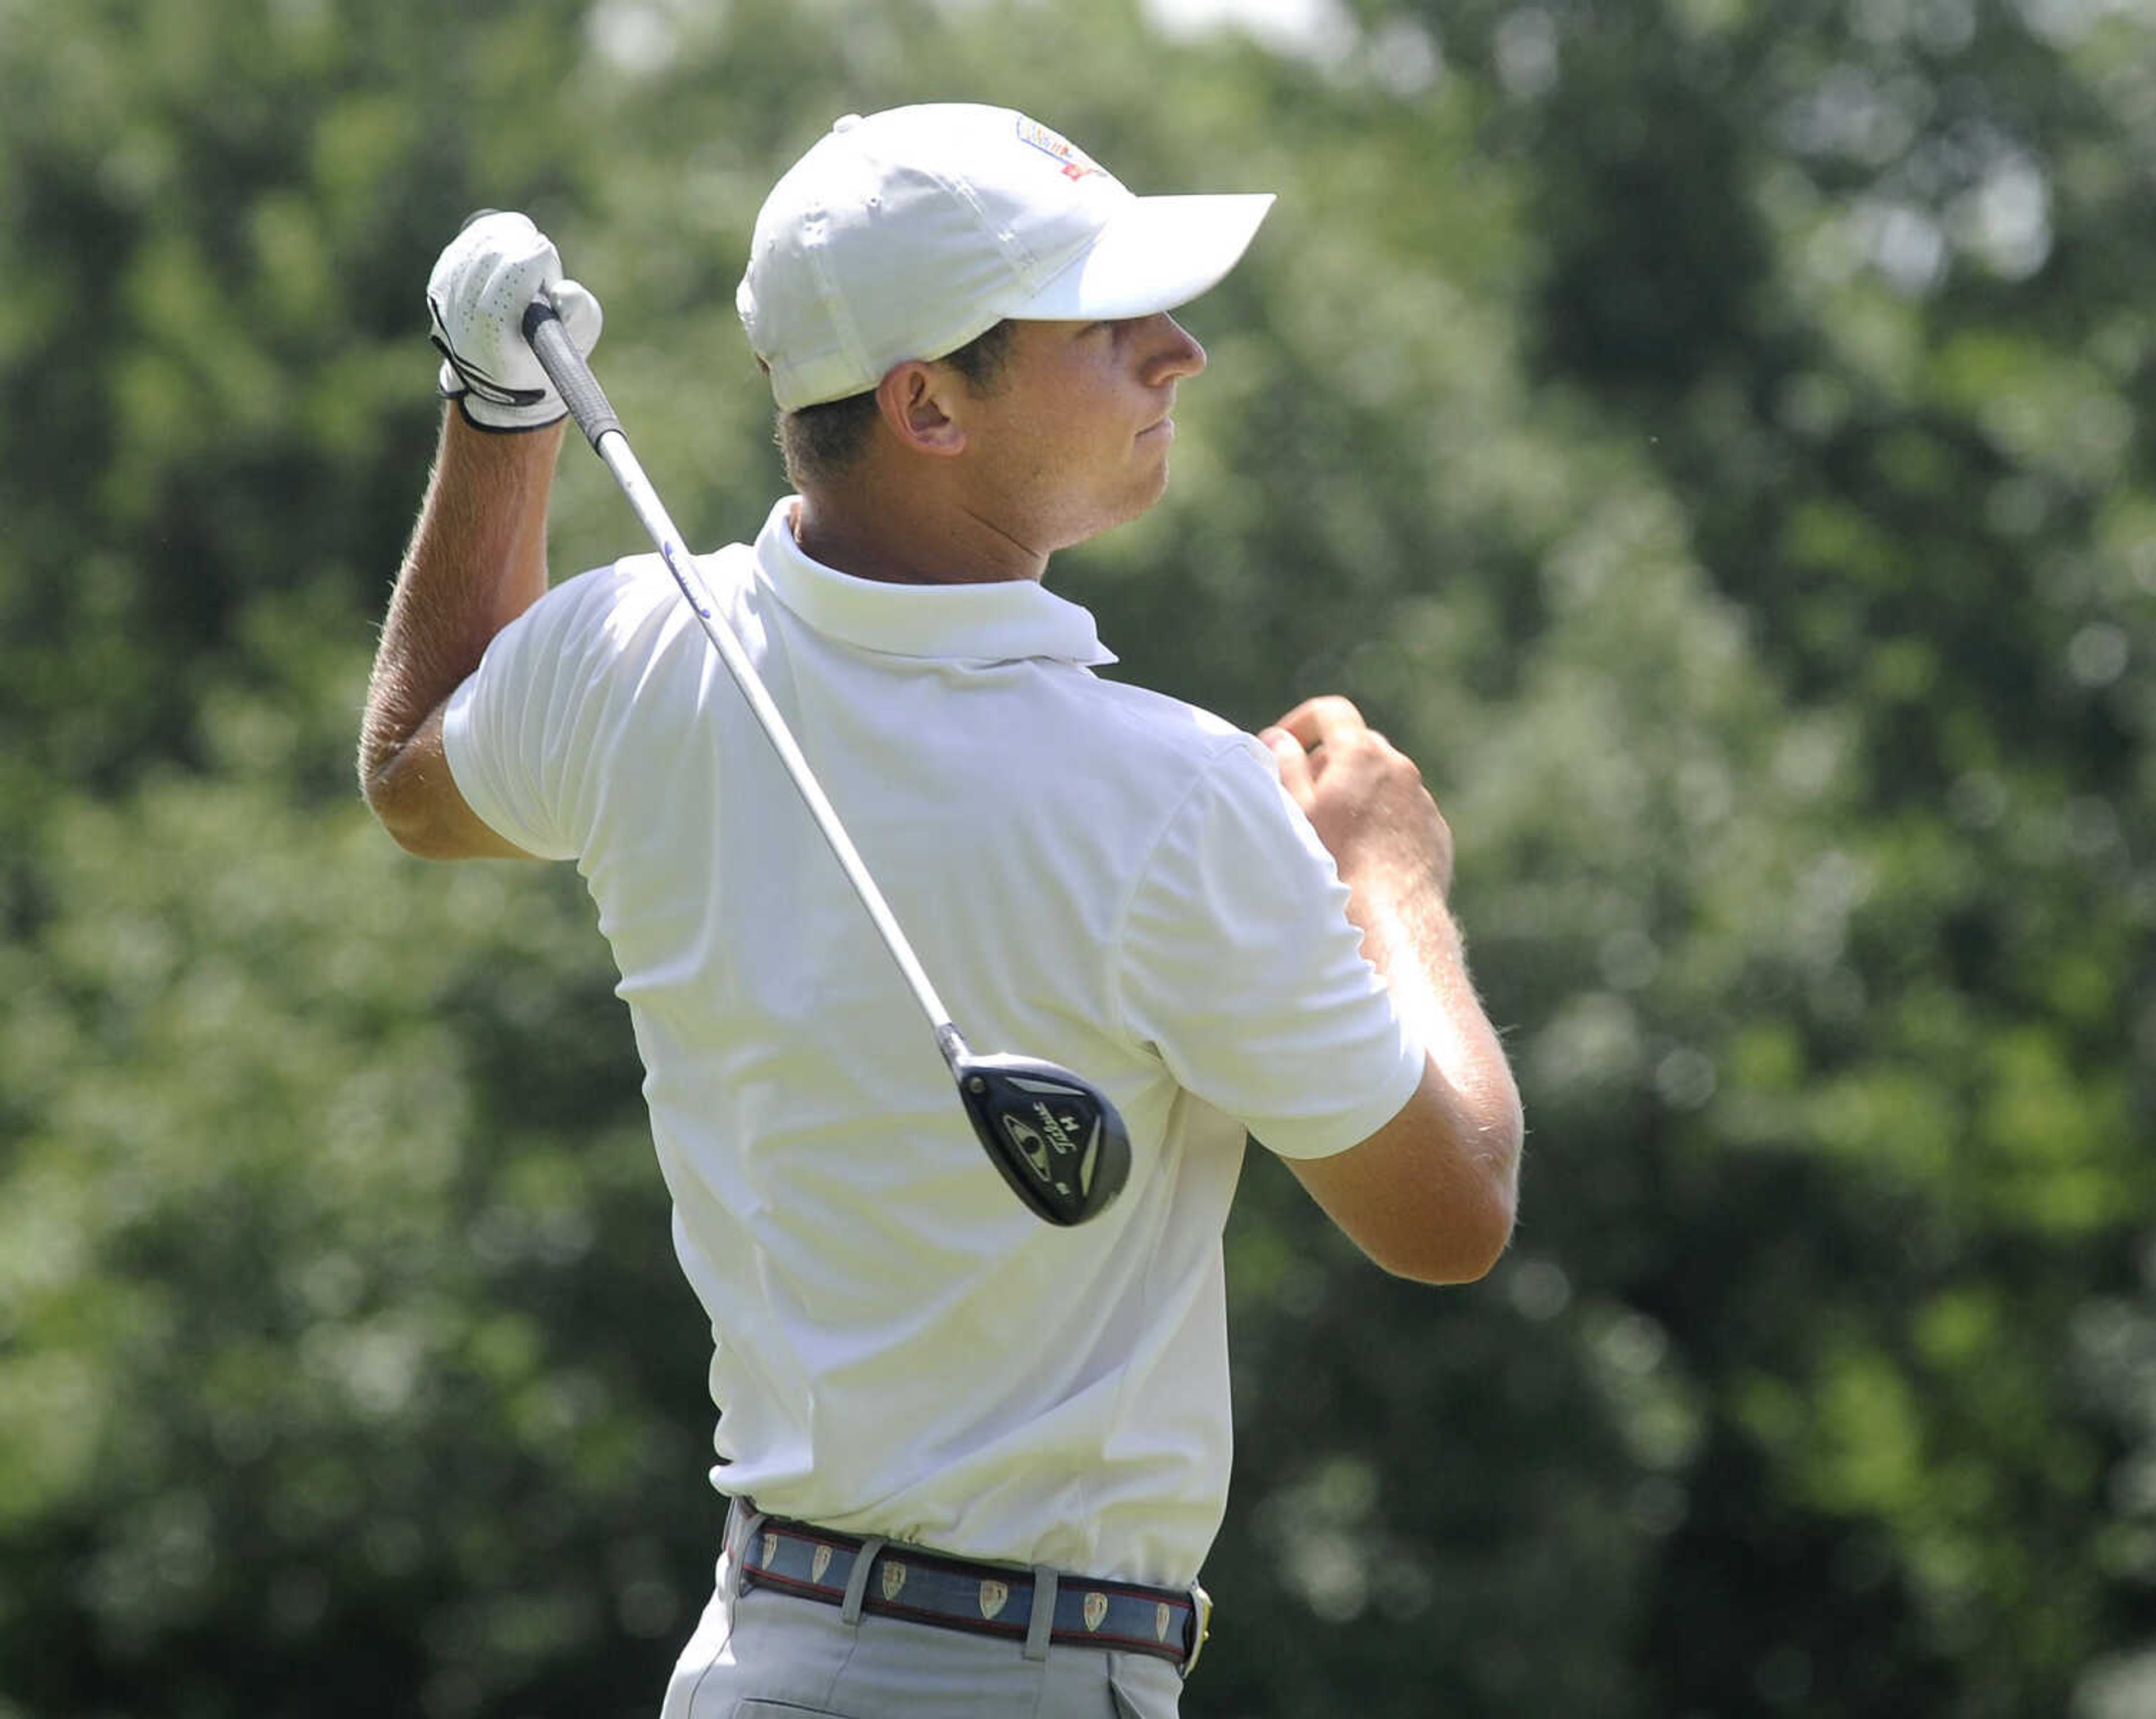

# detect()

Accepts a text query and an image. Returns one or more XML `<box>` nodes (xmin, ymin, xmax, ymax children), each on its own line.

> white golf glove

<box><xmin>427</xmin><ymin>211</ymin><xmax>603</xmax><ymax>432</ymax></box>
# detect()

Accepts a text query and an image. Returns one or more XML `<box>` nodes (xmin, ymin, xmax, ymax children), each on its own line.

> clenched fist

<box><xmin>1260</xmin><ymin>696</ymin><xmax>1454</xmax><ymax>900</ymax></box>
<box><xmin>427</xmin><ymin>210</ymin><xmax>602</xmax><ymax>432</ymax></box>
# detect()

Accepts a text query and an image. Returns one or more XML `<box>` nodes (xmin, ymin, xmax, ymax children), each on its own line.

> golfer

<box><xmin>359</xmin><ymin>104</ymin><xmax>1522</xmax><ymax>1718</ymax></box>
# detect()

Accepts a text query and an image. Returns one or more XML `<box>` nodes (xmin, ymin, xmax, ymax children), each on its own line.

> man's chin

<box><xmin>1051</xmin><ymin>472</ymin><xmax>1175</xmax><ymax>552</ymax></box>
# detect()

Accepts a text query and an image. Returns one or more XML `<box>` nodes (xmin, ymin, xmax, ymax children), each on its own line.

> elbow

<box><xmin>359</xmin><ymin>752</ymin><xmax>464</xmax><ymax>862</ymax></box>
<box><xmin>371</xmin><ymin>807</ymin><xmax>467</xmax><ymax>862</ymax></box>
<box><xmin>357</xmin><ymin>708</ymin><xmax>485</xmax><ymax>862</ymax></box>
<box><xmin>1382</xmin><ymin>1109</ymin><xmax>1524</xmax><ymax>1287</ymax></box>
<box><xmin>1440</xmin><ymin>1091</ymin><xmax>1525</xmax><ymax>1283</ymax></box>
<box><xmin>362</xmin><ymin>776</ymin><xmax>448</xmax><ymax>860</ymax></box>
<box><xmin>1376</xmin><ymin>1180</ymin><xmax>1517</xmax><ymax>1286</ymax></box>
<box><xmin>1289</xmin><ymin>1075</ymin><xmax>1523</xmax><ymax>1286</ymax></box>
<box><xmin>359</xmin><ymin>736</ymin><xmax>530</xmax><ymax>863</ymax></box>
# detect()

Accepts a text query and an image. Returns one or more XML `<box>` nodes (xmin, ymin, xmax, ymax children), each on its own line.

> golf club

<box><xmin>520</xmin><ymin>293</ymin><xmax>1130</xmax><ymax>1227</ymax></box>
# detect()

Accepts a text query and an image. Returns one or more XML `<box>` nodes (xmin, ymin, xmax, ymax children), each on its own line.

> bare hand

<box><xmin>1259</xmin><ymin>696</ymin><xmax>1454</xmax><ymax>898</ymax></box>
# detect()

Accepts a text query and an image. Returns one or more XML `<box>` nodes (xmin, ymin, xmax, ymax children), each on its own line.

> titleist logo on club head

<box><xmin>1030</xmin><ymin>1100</ymin><xmax>1077</xmax><ymax>1156</ymax></box>
<box><xmin>999</xmin><ymin>1103</ymin><xmax>1101</xmax><ymax>1198</ymax></box>
<box><xmin>1002</xmin><ymin>1115</ymin><xmax>1056</xmax><ymax>1183</ymax></box>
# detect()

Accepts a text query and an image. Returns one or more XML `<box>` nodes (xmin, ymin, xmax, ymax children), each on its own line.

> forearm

<box><xmin>360</xmin><ymin>412</ymin><xmax>565</xmax><ymax>787</ymax></box>
<box><xmin>1347</xmin><ymin>871</ymin><xmax>1524</xmax><ymax>1203</ymax></box>
<box><xmin>1277</xmin><ymin>860</ymin><xmax>1523</xmax><ymax>1283</ymax></box>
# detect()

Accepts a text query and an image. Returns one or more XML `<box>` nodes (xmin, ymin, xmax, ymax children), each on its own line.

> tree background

<box><xmin>2</xmin><ymin>0</ymin><xmax>2152</xmax><ymax>1713</ymax></box>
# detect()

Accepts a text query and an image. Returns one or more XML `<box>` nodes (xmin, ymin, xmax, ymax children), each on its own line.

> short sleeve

<box><xmin>441</xmin><ymin>562</ymin><xmax>659</xmax><ymax>862</ymax></box>
<box><xmin>1111</xmin><ymin>738</ymin><xmax>1428</xmax><ymax>1160</ymax></box>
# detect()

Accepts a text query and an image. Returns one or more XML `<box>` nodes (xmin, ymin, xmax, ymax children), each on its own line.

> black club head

<box><xmin>952</xmin><ymin>1053</ymin><xmax>1131</xmax><ymax>1226</ymax></box>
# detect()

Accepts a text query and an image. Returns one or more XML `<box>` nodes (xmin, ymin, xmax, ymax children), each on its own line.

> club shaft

<box><xmin>526</xmin><ymin>303</ymin><xmax>959</xmax><ymax>1050</ymax></box>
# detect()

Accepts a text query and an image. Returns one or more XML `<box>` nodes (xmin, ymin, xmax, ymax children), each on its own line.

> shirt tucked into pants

<box><xmin>661</xmin><ymin>1500</ymin><xmax>1186</xmax><ymax>1718</ymax></box>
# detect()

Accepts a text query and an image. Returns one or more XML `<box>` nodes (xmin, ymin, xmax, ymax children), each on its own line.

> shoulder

<box><xmin>500</xmin><ymin>545</ymin><xmax>753</xmax><ymax>667</ymax></box>
<box><xmin>1030</xmin><ymin>678</ymin><xmax>1324</xmax><ymax>913</ymax></box>
<box><xmin>1055</xmin><ymin>673</ymin><xmax>1272</xmax><ymax>786</ymax></box>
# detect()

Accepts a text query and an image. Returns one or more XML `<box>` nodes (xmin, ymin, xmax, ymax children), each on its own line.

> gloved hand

<box><xmin>427</xmin><ymin>211</ymin><xmax>603</xmax><ymax>432</ymax></box>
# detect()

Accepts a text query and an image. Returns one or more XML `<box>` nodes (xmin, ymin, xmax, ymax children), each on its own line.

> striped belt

<box><xmin>735</xmin><ymin>1512</ymin><xmax>1212</xmax><ymax>1676</ymax></box>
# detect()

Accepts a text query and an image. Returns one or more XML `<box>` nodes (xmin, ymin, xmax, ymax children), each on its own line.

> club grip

<box><xmin>523</xmin><ymin>297</ymin><xmax>621</xmax><ymax>450</ymax></box>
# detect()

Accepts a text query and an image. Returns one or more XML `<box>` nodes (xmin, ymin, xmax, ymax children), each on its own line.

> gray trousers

<box><xmin>660</xmin><ymin>1501</ymin><xmax>1186</xmax><ymax>1718</ymax></box>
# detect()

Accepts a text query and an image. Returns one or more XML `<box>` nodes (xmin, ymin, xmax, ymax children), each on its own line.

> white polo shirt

<box><xmin>442</xmin><ymin>498</ymin><xmax>1426</xmax><ymax>1588</ymax></box>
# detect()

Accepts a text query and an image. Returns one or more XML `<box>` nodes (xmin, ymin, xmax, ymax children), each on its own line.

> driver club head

<box><xmin>952</xmin><ymin>1052</ymin><xmax>1131</xmax><ymax>1226</ymax></box>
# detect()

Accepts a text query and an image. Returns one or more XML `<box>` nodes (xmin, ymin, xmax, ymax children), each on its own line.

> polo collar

<box><xmin>751</xmin><ymin>499</ymin><xmax>1118</xmax><ymax>667</ymax></box>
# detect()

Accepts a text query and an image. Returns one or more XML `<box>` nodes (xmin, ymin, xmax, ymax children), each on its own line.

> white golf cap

<box><xmin>737</xmin><ymin>104</ymin><xmax>1275</xmax><ymax>410</ymax></box>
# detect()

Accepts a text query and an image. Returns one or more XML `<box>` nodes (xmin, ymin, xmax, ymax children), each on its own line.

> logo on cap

<box><xmin>1016</xmin><ymin>117</ymin><xmax>1104</xmax><ymax>181</ymax></box>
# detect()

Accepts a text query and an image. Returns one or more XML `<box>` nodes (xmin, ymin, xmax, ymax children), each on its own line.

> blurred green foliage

<box><xmin>2</xmin><ymin>0</ymin><xmax>2152</xmax><ymax>1714</ymax></box>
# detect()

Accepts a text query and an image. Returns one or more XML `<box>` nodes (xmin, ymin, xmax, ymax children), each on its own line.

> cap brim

<box><xmin>1014</xmin><ymin>193</ymin><xmax>1275</xmax><ymax>322</ymax></box>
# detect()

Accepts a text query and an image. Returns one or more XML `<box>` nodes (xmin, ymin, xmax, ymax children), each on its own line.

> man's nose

<box><xmin>1144</xmin><ymin>313</ymin><xmax>1207</xmax><ymax>382</ymax></box>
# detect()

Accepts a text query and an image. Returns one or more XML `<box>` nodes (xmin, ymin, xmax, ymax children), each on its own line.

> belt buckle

<box><xmin>1181</xmin><ymin>1581</ymin><xmax>1212</xmax><ymax>1679</ymax></box>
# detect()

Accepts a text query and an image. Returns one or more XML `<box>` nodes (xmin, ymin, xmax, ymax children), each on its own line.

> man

<box><xmin>360</xmin><ymin>104</ymin><xmax>1522</xmax><ymax>1718</ymax></box>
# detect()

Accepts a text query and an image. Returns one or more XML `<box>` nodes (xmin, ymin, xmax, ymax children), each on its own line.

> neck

<box><xmin>792</xmin><ymin>469</ymin><xmax>1048</xmax><ymax>587</ymax></box>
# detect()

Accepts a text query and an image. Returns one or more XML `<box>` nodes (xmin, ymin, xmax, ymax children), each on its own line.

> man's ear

<box><xmin>875</xmin><ymin>360</ymin><xmax>969</xmax><ymax>457</ymax></box>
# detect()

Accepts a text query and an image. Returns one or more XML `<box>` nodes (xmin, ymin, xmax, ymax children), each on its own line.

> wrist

<box><xmin>1334</xmin><ymin>838</ymin><xmax>1452</xmax><ymax>915</ymax></box>
<box><xmin>439</xmin><ymin>360</ymin><xmax>568</xmax><ymax>434</ymax></box>
<box><xmin>438</xmin><ymin>404</ymin><xmax>569</xmax><ymax>468</ymax></box>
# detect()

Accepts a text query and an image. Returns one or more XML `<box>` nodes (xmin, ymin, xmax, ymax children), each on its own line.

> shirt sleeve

<box><xmin>440</xmin><ymin>561</ymin><xmax>655</xmax><ymax>862</ymax></box>
<box><xmin>1110</xmin><ymin>737</ymin><xmax>1428</xmax><ymax>1161</ymax></box>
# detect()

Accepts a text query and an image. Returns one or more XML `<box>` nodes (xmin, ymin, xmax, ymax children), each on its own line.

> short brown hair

<box><xmin>776</xmin><ymin>319</ymin><xmax>1017</xmax><ymax>490</ymax></box>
